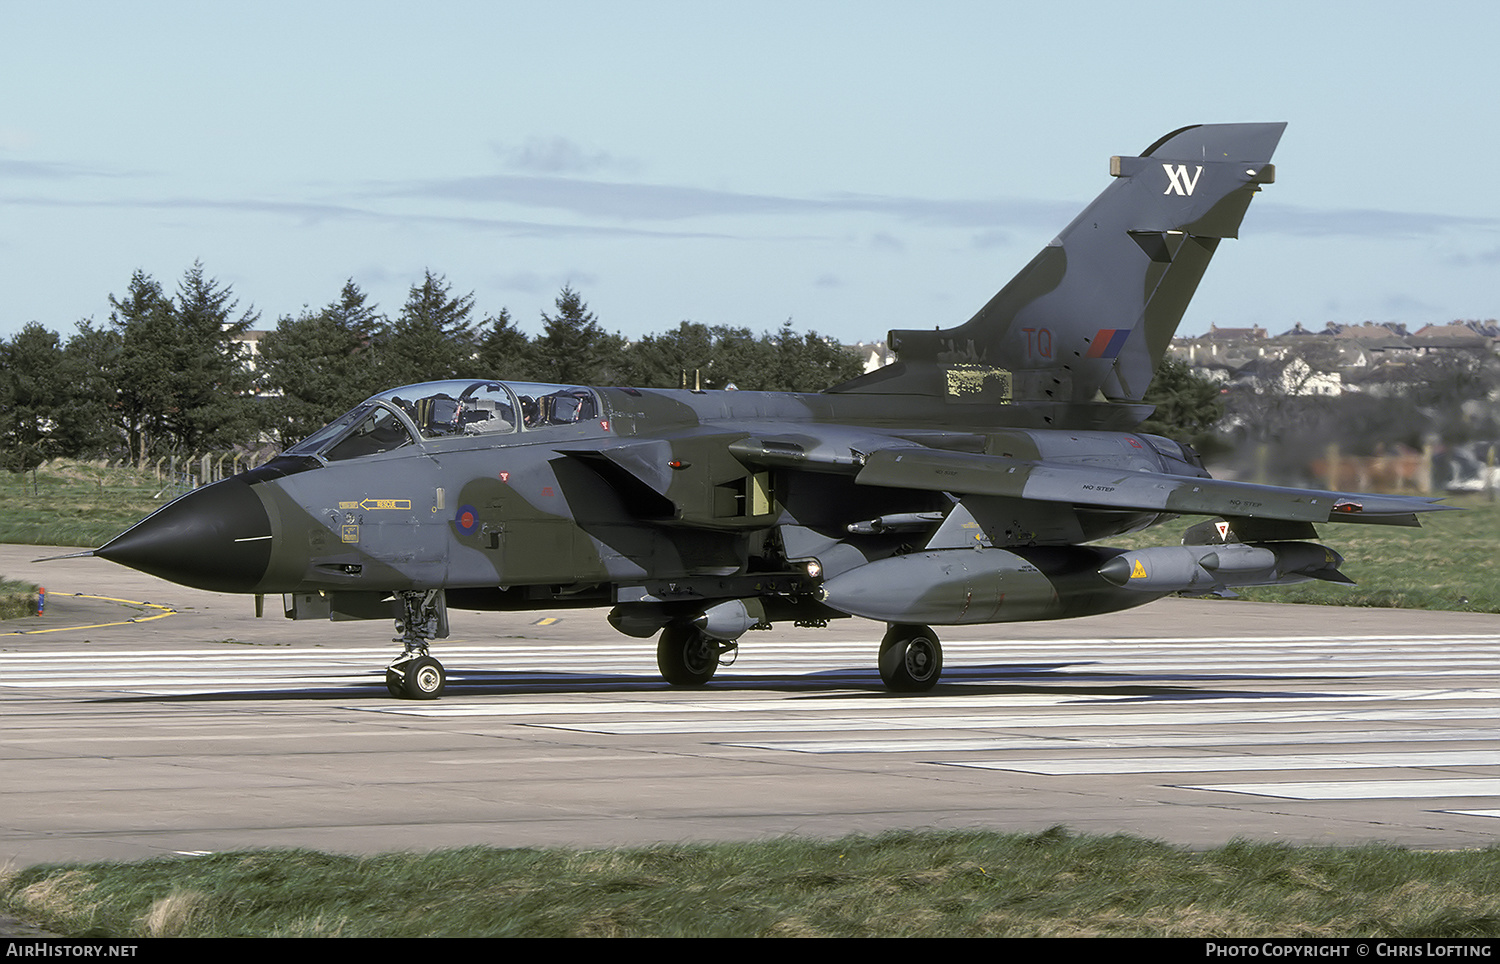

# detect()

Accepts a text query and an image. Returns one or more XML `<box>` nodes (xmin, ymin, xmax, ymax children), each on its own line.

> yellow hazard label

<box><xmin>1130</xmin><ymin>559</ymin><xmax>1148</xmax><ymax>579</ymax></box>
<box><xmin>341</xmin><ymin>524</ymin><xmax>359</xmax><ymax>543</ymax></box>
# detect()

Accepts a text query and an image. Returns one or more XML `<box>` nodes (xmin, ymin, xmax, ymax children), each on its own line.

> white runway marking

<box><xmin>531</xmin><ymin>705</ymin><xmax>1497</xmax><ymax>734</ymax></box>
<box><xmin>1184</xmin><ymin>779</ymin><xmax>1500</xmax><ymax>800</ymax></box>
<box><xmin>722</xmin><ymin>728</ymin><xmax>1496</xmax><ymax>754</ymax></box>
<box><xmin>376</xmin><ymin>687</ymin><xmax>1500</xmax><ymax>718</ymax></box>
<box><xmin>941</xmin><ymin>750</ymin><xmax>1500</xmax><ymax>775</ymax></box>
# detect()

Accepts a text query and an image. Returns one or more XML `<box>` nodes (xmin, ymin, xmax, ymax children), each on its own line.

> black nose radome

<box><xmin>96</xmin><ymin>478</ymin><xmax>273</xmax><ymax>593</ymax></box>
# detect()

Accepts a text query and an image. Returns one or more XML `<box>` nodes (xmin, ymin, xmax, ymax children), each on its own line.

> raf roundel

<box><xmin>455</xmin><ymin>505</ymin><xmax>480</xmax><ymax>536</ymax></box>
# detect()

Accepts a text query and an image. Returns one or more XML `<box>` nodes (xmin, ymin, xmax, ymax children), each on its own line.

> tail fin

<box><xmin>829</xmin><ymin>123</ymin><xmax>1285</xmax><ymax>412</ymax></box>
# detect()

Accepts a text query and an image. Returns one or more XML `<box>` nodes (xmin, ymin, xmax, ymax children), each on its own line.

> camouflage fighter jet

<box><xmin>83</xmin><ymin>123</ymin><xmax>1447</xmax><ymax>698</ymax></box>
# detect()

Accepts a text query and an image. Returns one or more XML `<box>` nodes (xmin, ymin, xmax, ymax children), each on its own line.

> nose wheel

<box><xmin>387</xmin><ymin>652</ymin><xmax>446</xmax><ymax>699</ymax></box>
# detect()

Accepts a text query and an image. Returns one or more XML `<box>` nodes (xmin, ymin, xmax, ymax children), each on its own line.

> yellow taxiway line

<box><xmin>0</xmin><ymin>592</ymin><xmax>178</xmax><ymax>636</ymax></box>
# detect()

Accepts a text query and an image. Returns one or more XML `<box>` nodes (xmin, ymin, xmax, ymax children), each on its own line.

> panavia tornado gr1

<box><xmin>83</xmin><ymin>123</ymin><xmax>1446</xmax><ymax>698</ymax></box>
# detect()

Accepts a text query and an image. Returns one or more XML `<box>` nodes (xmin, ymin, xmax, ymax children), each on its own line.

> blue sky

<box><xmin>3</xmin><ymin>1</ymin><xmax>1497</xmax><ymax>347</ymax></box>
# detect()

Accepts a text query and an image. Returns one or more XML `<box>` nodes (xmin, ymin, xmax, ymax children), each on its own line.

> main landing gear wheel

<box><xmin>388</xmin><ymin>654</ymin><xmax>446</xmax><ymax>700</ymax></box>
<box><xmin>879</xmin><ymin>624</ymin><xmax>942</xmax><ymax>692</ymax></box>
<box><xmin>657</xmin><ymin>624</ymin><xmax>720</xmax><ymax>686</ymax></box>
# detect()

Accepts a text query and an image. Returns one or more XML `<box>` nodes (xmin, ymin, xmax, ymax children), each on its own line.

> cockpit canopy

<box><xmin>285</xmin><ymin>379</ymin><xmax>601</xmax><ymax>462</ymax></box>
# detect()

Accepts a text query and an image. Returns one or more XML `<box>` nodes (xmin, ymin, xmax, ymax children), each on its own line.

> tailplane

<box><xmin>829</xmin><ymin>123</ymin><xmax>1285</xmax><ymax>414</ymax></box>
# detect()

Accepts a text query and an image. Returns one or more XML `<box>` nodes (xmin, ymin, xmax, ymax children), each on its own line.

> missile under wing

<box><xmin>85</xmin><ymin>123</ymin><xmax>1448</xmax><ymax>698</ymax></box>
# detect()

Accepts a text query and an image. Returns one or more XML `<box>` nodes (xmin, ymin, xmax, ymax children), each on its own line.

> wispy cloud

<box><xmin>376</xmin><ymin>173</ymin><xmax>1077</xmax><ymax>229</ymax></box>
<box><xmin>0</xmin><ymin>128</ymin><xmax>37</xmax><ymax>152</ymax></box>
<box><xmin>1442</xmin><ymin>245</ymin><xmax>1500</xmax><ymax>267</ymax></box>
<box><xmin>1379</xmin><ymin>292</ymin><xmax>1444</xmax><ymax>317</ymax></box>
<box><xmin>969</xmin><ymin>229</ymin><xmax>1015</xmax><ymax>250</ymax></box>
<box><xmin>2</xmin><ymin>193</ymin><xmax>735</xmax><ymax>241</ymax></box>
<box><xmin>1255</xmin><ymin>204</ymin><xmax>1499</xmax><ymax>238</ymax></box>
<box><xmin>0</xmin><ymin>158</ymin><xmax>132</xmax><ymax>180</ymax></box>
<box><xmin>15</xmin><ymin>159</ymin><xmax>1494</xmax><ymax>250</ymax></box>
<box><xmin>490</xmin><ymin>136</ymin><xmax>640</xmax><ymax>176</ymax></box>
<box><xmin>381</xmin><ymin>174</ymin><xmax>822</xmax><ymax>221</ymax></box>
<box><xmin>490</xmin><ymin>270</ymin><xmax>550</xmax><ymax>294</ymax></box>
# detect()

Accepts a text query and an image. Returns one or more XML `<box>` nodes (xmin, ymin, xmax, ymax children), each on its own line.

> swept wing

<box><xmin>853</xmin><ymin>447</ymin><xmax>1448</xmax><ymax>529</ymax></box>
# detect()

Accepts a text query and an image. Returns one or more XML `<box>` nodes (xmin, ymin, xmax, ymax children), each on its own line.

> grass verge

<box><xmin>0</xmin><ymin>460</ymin><xmax>166</xmax><ymax>548</ymax></box>
<box><xmin>0</xmin><ymin>577</ymin><xmax>40</xmax><ymax>620</ymax></box>
<box><xmin>2</xmin><ymin>830</ymin><xmax>1497</xmax><ymax>938</ymax></box>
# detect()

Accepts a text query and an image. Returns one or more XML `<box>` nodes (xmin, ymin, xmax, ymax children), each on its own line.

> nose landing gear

<box><xmin>385</xmin><ymin>589</ymin><xmax>449</xmax><ymax>700</ymax></box>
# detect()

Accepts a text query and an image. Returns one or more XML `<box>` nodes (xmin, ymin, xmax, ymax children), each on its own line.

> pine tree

<box><xmin>534</xmin><ymin>285</ymin><xmax>625</xmax><ymax>385</ymax></box>
<box><xmin>475</xmin><ymin>307</ymin><xmax>536</xmax><ymax>381</ymax></box>
<box><xmin>109</xmin><ymin>264</ymin><xmax>260</xmax><ymax>461</ymax></box>
<box><xmin>57</xmin><ymin>320</ymin><xmax>124</xmax><ymax>458</ymax></box>
<box><xmin>620</xmin><ymin>321</ymin><xmax>748</xmax><ymax>390</ymax></box>
<box><xmin>109</xmin><ymin>270</ymin><xmax>177</xmax><ymax>462</ymax></box>
<box><xmin>759</xmin><ymin>319</ymin><xmax>863</xmax><ymax>392</ymax></box>
<box><xmin>375</xmin><ymin>270</ymin><xmax>478</xmax><ymax>383</ymax></box>
<box><xmin>170</xmin><ymin>262</ymin><xmax>260</xmax><ymax>451</ymax></box>
<box><xmin>1138</xmin><ymin>356</ymin><xmax>1226</xmax><ymax>452</ymax></box>
<box><xmin>0</xmin><ymin>323</ymin><xmax>67</xmax><ymax>472</ymax></box>
<box><xmin>258</xmin><ymin>280</ymin><xmax>386</xmax><ymax>446</ymax></box>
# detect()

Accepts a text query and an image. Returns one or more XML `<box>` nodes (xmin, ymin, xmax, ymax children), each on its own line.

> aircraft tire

<box><xmin>878</xmin><ymin>624</ymin><xmax>942</xmax><ymax>692</ymax></box>
<box><xmin>384</xmin><ymin>668</ymin><xmax>403</xmax><ymax>698</ymax></box>
<box><xmin>401</xmin><ymin>655</ymin><xmax>447</xmax><ymax>700</ymax></box>
<box><xmin>657</xmin><ymin>624</ymin><xmax>719</xmax><ymax>685</ymax></box>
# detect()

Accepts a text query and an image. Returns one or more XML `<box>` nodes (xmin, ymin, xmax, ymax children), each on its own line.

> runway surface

<box><xmin>3</xmin><ymin>544</ymin><xmax>1498</xmax><ymax>866</ymax></box>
